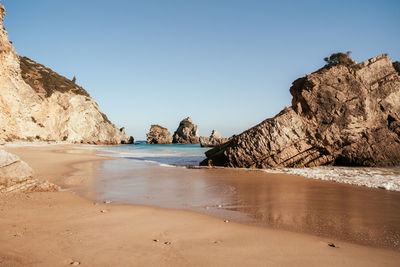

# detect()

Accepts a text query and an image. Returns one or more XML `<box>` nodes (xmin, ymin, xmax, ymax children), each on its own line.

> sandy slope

<box><xmin>0</xmin><ymin>145</ymin><xmax>399</xmax><ymax>266</ymax></box>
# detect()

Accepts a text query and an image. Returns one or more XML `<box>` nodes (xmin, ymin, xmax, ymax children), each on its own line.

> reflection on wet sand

<box><xmin>79</xmin><ymin>158</ymin><xmax>400</xmax><ymax>250</ymax></box>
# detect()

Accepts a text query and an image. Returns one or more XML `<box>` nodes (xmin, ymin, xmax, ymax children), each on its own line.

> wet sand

<box><xmin>81</xmin><ymin>158</ymin><xmax>400</xmax><ymax>250</ymax></box>
<box><xmin>1</xmin><ymin>145</ymin><xmax>400</xmax><ymax>266</ymax></box>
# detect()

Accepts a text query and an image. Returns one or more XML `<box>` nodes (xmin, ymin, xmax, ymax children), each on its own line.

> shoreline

<box><xmin>78</xmin><ymin>150</ymin><xmax>400</xmax><ymax>251</ymax></box>
<box><xmin>79</xmin><ymin>143</ymin><xmax>400</xmax><ymax>192</ymax></box>
<box><xmin>1</xmin><ymin>144</ymin><xmax>400</xmax><ymax>266</ymax></box>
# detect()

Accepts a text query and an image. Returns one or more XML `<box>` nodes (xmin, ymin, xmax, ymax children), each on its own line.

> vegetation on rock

<box><xmin>323</xmin><ymin>51</ymin><xmax>355</xmax><ymax>67</ymax></box>
<box><xmin>19</xmin><ymin>56</ymin><xmax>89</xmax><ymax>98</ymax></box>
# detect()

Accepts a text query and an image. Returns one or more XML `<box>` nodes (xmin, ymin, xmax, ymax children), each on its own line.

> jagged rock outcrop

<box><xmin>146</xmin><ymin>125</ymin><xmax>173</xmax><ymax>144</ymax></box>
<box><xmin>199</xmin><ymin>130</ymin><xmax>229</xmax><ymax>147</ymax></box>
<box><xmin>172</xmin><ymin>117</ymin><xmax>200</xmax><ymax>144</ymax></box>
<box><xmin>0</xmin><ymin>150</ymin><xmax>59</xmax><ymax>193</ymax></box>
<box><xmin>119</xmin><ymin>127</ymin><xmax>135</xmax><ymax>144</ymax></box>
<box><xmin>0</xmin><ymin>5</ymin><xmax>127</xmax><ymax>144</ymax></box>
<box><xmin>201</xmin><ymin>54</ymin><xmax>400</xmax><ymax>168</ymax></box>
<box><xmin>394</xmin><ymin>61</ymin><xmax>400</xmax><ymax>75</ymax></box>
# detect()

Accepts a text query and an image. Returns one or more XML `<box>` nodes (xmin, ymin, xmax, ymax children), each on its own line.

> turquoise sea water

<box><xmin>93</xmin><ymin>142</ymin><xmax>209</xmax><ymax>166</ymax></box>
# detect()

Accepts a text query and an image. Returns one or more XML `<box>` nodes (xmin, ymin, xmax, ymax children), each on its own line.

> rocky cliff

<box><xmin>172</xmin><ymin>117</ymin><xmax>200</xmax><ymax>144</ymax></box>
<box><xmin>201</xmin><ymin>54</ymin><xmax>400</xmax><ymax>168</ymax></box>
<box><xmin>0</xmin><ymin>5</ymin><xmax>128</xmax><ymax>144</ymax></box>
<box><xmin>199</xmin><ymin>130</ymin><xmax>229</xmax><ymax>147</ymax></box>
<box><xmin>146</xmin><ymin>125</ymin><xmax>173</xmax><ymax>144</ymax></box>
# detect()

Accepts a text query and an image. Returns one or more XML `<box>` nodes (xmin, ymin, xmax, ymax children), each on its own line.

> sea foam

<box><xmin>263</xmin><ymin>166</ymin><xmax>400</xmax><ymax>191</ymax></box>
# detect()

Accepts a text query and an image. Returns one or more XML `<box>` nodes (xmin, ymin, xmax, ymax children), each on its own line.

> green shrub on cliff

<box><xmin>323</xmin><ymin>51</ymin><xmax>355</xmax><ymax>67</ymax></box>
<box><xmin>19</xmin><ymin>56</ymin><xmax>89</xmax><ymax>98</ymax></box>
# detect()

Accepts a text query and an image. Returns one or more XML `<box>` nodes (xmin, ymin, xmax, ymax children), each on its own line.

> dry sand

<box><xmin>0</xmin><ymin>145</ymin><xmax>399</xmax><ymax>266</ymax></box>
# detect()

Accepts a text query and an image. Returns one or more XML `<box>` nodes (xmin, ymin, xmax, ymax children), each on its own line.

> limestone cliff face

<box><xmin>172</xmin><ymin>117</ymin><xmax>199</xmax><ymax>144</ymax></box>
<box><xmin>146</xmin><ymin>125</ymin><xmax>173</xmax><ymax>144</ymax></box>
<box><xmin>0</xmin><ymin>5</ymin><xmax>127</xmax><ymax>144</ymax></box>
<box><xmin>202</xmin><ymin>54</ymin><xmax>400</xmax><ymax>168</ymax></box>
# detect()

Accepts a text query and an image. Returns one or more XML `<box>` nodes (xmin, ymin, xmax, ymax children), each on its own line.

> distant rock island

<box><xmin>202</xmin><ymin>53</ymin><xmax>400</xmax><ymax>168</ymax></box>
<box><xmin>146</xmin><ymin>125</ymin><xmax>173</xmax><ymax>144</ymax></box>
<box><xmin>172</xmin><ymin>117</ymin><xmax>200</xmax><ymax>144</ymax></box>
<box><xmin>0</xmin><ymin>5</ymin><xmax>130</xmax><ymax>144</ymax></box>
<box><xmin>199</xmin><ymin>130</ymin><xmax>229</xmax><ymax>147</ymax></box>
<box><xmin>146</xmin><ymin>117</ymin><xmax>200</xmax><ymax>144</ymax></box>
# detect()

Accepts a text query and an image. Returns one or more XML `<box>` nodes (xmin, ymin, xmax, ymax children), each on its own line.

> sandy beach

<box><xmin>1</xmin><ymin>0</ymin><xmax>400</xmax><ymax>266</ymax></box>
<box><xmin>0</xmin><ymin>145</ymin><xmax>399</xmax><ymax>266</ymax></box>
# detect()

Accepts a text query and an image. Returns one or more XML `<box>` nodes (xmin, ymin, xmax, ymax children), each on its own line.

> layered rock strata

<box><xmin>202</xmin><ymin>54</ymin><xmax>400</xmax><ymax>168</ymax></box>
<box><xmin>146</xmin><ymin>125</ymin><xmax>173</xmax><ymax>144</ymax></box>
<box><xmin>0</xmin><ymin>150</ymin><xmax>59</xmax><ymax>193</ymax></box>
<box><xmin>0</xmin><ymin>5</ymin><xmax>127</xmax><ymax>144</ymax></box>
<box><xmin>199</xmin><ymin>130</ymin><xmax>229</xmax><ymax>147</ymax></box>
<box><xmin>172</xmin><ymin>117</ymin><xmax>200</xmax><ymax>144</ymax></box>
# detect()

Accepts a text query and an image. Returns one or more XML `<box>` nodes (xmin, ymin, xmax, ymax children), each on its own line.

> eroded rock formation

<box><xmin>172</xmin><ymin>117</ymin><xmax>200</xmax><ymax>144</ymax></box>
<box><xmin>0</xmin><ymin>5</ymin><xmax>128</xmax><ymax>144</ymax></box>
<box><xmin>200</xmin><ymin>130</ymin><xmax>229</xmax><ymax>147</ymax></box>
<box><xmin>120</xmin><ymin>128</ymin><xmax>135</xmax><ymax>144</ymax></box>
<box><xmin>202</xmin><ymin>54</ymin><xmax>400</xmax><ymax>168</ymax></box>
<box><xmin>146</xmin><ymin>125</ymin><xmax>173</xmax><ymax>144</ymax></box>
<box><xmin>0</xmin><ymin>150</ymin><xmax>59</xmax><ymax>193</ymax></box>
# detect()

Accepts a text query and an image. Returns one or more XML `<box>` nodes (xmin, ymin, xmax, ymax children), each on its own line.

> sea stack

<box><xmin>199</xmin><ymin>130</ymin><xmax>229</xmax><ymax>147</ymax></box>
<box><xmin>146</xmin><ymin>125</ymin><xmax>173</xmax><ymax>144</ymax></box>
<box><xmin>0</xmin><ymin>4</ymin><xmax>127</xmax><ymax>144</ymax></box>
<box><xmin>202</xmin><ymin>53</ymin><xmax>400</xmax><ymax>168</ymax></box>
<box><xmin>172</xmin><ymin>117</ymin><xmax>200</xmax><ymax>144</ymax></box>
<box><xmin>120</xmin><ymin>128</ymin><xmax>135</xmax><ymax>144</ymax></box>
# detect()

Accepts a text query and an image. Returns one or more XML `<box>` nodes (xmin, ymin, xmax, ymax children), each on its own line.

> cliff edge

<box><xmin>201</xmin><ymin>53</ymin><xmax>400</xmax><ymax>168</ymax></box>
<box><xmin>0</xmin><ymin>5</ymin><xmax>127</xmax><ymax>144</ymax></box>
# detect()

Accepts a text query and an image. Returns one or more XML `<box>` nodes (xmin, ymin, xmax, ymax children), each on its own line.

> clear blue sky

<box><xmin>3</xmin><ymin>0</ymin><xmax>400</xmax><ymax>140</ymax></box>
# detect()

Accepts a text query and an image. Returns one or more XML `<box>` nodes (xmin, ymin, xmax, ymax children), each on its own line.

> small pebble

<box><xmin>100</xmin><ymin>210</ymin><xmax>108</xmax><ymax>213</ymax></box>
<box><xmin>153</xmin><ymin>239</ymin><xmax>159</xmax><ymax>242</ymax></box>
<box><xmin>70</xmin><ymin>261</ymin><xmax>80</xmax><ymax>265</ymax></box>
<box><xmin>328</xmin><ymin>243</ymin><xmax>337</xmax><ymax>248</ymax></box>
<box><xmin>217</xmin><ymin>205</ymin><xmax>222</xmax><ymax>208</ymax></box>
<box><xmin>164</xmin><ymin>241</ymin><xmax>171</xmax><ymax>245</ymax></box>
<box><xmin>224</xmin><ymin>220</ymin><xmax>229</xmax><ymax>223</ymax></box>
<box><xmin>104</xmin><ymin>200</ymin><xmax>112</xmax><ymax>204</ymax></box>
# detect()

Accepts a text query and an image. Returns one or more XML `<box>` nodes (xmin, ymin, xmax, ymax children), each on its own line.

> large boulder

<box><xmin>199</xmin><ymin>130</ymin><xmax>229</xmax><ymax>147</ymax></box>
<box><xmin>172</xmin><ymin>117</ymin><xmax>200</xmax><ymax>144</ymax></box>
<box><xmin>0</xmin><ymin>150</ymin><xmax>59</xmax><ymax>193</ymax></box>
<box><xmin>201</xmin><ymin>54</ymin><xmax>400</xmax><ymax>168</ymax></box>
<box><xmin>0</xmin><ymin>150</ymin><xmax>33</xmax><ymax>178</ymax></box>
<box><xmin>146</xmin><ymin>125</ymin><xmax>173</xmax><ymax>144</ymax></box>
